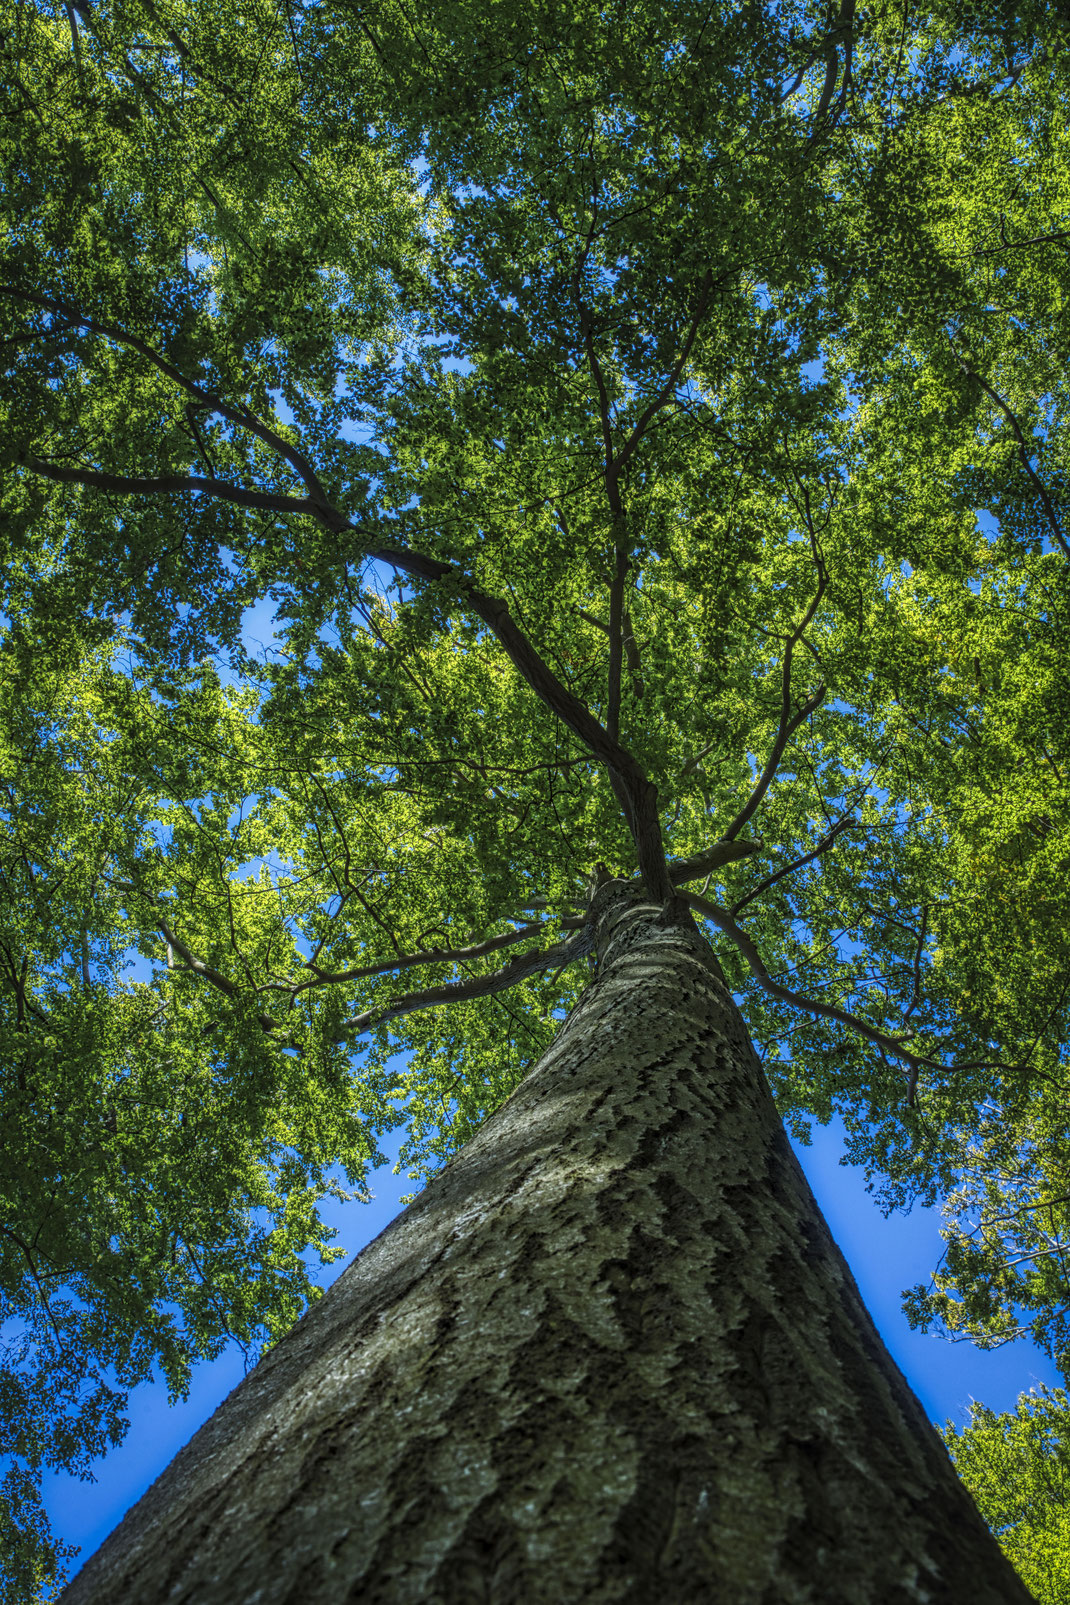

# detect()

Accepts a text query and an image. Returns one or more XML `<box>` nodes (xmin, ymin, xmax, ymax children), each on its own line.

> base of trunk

<box><xmin>63</xmin><ymin>887</ymin><xmax>1031</xmax><ymax>1603</ymax></box>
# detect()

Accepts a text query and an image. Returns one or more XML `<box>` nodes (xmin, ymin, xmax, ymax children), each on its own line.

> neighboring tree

<box><xmin>944</xmin><ymin>1387</ymin><xmax>1070</xmax><ymax>1605</ymax></box>
<box><xmin>905</xmin><ymin>1082</ymin><xmax>1070</xmax><ymax>1372</ymax></box>
<box><xmin>2</xmin><ymin>0</ymin><xmax>1069</xmax><ymax>1597</ymax></box>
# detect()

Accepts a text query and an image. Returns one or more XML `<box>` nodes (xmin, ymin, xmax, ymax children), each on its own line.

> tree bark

<box><xmin>62</xmin><ymin>884</ymin><xmax>1032</xmax><ymax>1604</ymax></box>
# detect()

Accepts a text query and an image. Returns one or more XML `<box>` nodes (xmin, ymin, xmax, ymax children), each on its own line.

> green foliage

<box><xmin>2</xmin><ymin>0</ymin><xmax>1070</xmax><ymax>1594</ymax></box>
<box><xmin>0</xmin><ymin>634</ymin><xmax>385</xmax><ymax>1599</ymax></box>
<box><xmin>944</xmin><ymin>1387</ymin><xmax>1070</xmax><ymax>1604</ymax></box>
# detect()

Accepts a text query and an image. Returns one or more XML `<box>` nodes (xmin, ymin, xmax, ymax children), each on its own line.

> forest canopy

<box><xmin>2</xmin><ymin>0</ymin><xmax>1070</xmax><ymax>1596</ymax></box>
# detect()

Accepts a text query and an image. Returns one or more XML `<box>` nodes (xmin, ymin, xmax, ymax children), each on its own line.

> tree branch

<box><xmin>804</xmin><ymin>0</ymin><xmax>854</xmax><ymax>151</ymax></box>
<box><xmin>960</xmin><ymin>229</ymin><xmax>1070</xmax><ymax>260</ymax></box>
<box><xmin>156</xmin><ymin>916</ymin><xmax>284</xmax><ymax>1035</ymax></box>
<box><xmin>22</xmin><ymin>456</ymin><xmax>313</xmax><ymax>519</ymax></box>
<box><xmin>2</xmin><ymin>286</ymin><xmax>335</xmax><ymax>505</ymax></box>
<box><xmin>729</xmin><ymin>814</ymin><xmax>858</xmax><ymax>915</ymax></box>
<box><xmin>720</xmin><ymin>579</ymin><xmax>828</xmax><ymax>842</ymax></box>
<box><xmin>614</xmin><ymin>270</ymin><xmax>714</xmax><ymax>475</ymax></box>
<box><xmin>285</xmin><ymin>920</ymin><xmax>548</xmax><ymax>995</ymax></box>
<box><xmin>668</xmin><ymin>837</ymin><xmax>763</xmax><ymax>886</ymax></box>
<box><xmin>684</xmin><ymin>892</ymin><xmax>929</xmax><ymax>1103</ymax></box>
<box><xmin>331</xmin><ymin>928</ymin><xmax>592</xmax><ymax>1040</ymax></box>
<box><xmin>621</xmin><ymin>611</ymin><xmax>644</xmax><ymax>699</ymax></box>
<box><xmin>358</xmin><ymin>536</ymin><xmax>671</xmax><ymax>896</ymax></box>
<box><xmin>158</xmin><ymin>919</ymin><xmax>238</xmax><ymax>998</ymax></box>
<box><xmin>724</xmin><ymin>678</ymin><xmax>826</xmax><ymax>842</ymax></box>
<box><xmin>63</xmin><ymin>1</ymin><xmax>84</xmax><ymax>77</ymax></box>
<box><xmin>903</xmin><ymin>904</ymin><xmax>929</xmax><ymax>1023</ymax></box>
<box><xmin>14</xmin><ymin>286</ymin><xmax>674</xmax><ymax>895</ymax></box>
<box><xmin>952</xmin><ymin>343</ymin><xmax>1070</xmax><ymax>559</ymax></box>
<box><xmin>606</xmin><ymin>536</ymin><xmax>628</xmax><ymax>742</ymax></box>
<box><xmin>1</xmin><ymin>1225</ymin><xmax>66</xmax><ymax>1353</ymax></box>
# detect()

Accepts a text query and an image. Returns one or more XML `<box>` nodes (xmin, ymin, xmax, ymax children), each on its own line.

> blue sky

<box><xmin>45</xmin><ymin>1109</ymin><xmax>1060</xmax><ymax>1575</ymax></box>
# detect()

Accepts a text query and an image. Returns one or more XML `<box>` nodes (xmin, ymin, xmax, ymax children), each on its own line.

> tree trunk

<box><xmin>63</xmin><ymin>884</ymin><xmax>1032</xmax><ymax>1604</ymax></box>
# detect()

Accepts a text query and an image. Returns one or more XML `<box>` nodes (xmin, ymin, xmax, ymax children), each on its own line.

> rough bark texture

<box><xmin>63</xmin><ymin>886</ymin><xmax>1032</xmax><ymax>1604</ymax></box>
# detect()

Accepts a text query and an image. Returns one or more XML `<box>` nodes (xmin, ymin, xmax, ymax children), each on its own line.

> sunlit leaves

<box><xmin>943</xmin><ymin>1386</ymin><xmax>1070</xmax><ymax>1605</ymax></box>
<box><xmin>4</xmin><ymin>0</ymin><xmax>1070</xmax><ymax>1594</ymax></box>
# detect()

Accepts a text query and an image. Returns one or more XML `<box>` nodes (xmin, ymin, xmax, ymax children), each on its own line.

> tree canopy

<box><xmin>2</xmin><ymin>0</ymin><xmax>1070</xmax><ymax>1596</ymax></box>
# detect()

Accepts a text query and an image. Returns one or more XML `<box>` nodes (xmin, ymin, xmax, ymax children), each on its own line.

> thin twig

<box><xmin>952</xmin><ymin>341</ymin><xmax>1070</xmax><ymax>559</ymax></box>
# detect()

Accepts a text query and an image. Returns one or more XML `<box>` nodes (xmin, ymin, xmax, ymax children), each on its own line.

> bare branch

<box><xmin>724</xmin><ymin>679</ymin><xmax>826</xmax><ymax>843</ymax></box>
<box><xmin>720</xmin><ymin>577</ymin><xmax>828</xmax><ymax>842</ymax></box>
<box><xmin>332</xmin><ymin>929</ymin><xmax>592</xmax><ymax>1040</ymax></box>
<box><xmin>680</xmin><ymin>738</ymin><xmax>718</xmax><ymax>778</ymax></box>
<box><xmin>668</xmin><ymin>838</ymin><xmax>763</xmax><ymax>886</ymax></box>
<box><xmin>287</xmin><ymin>920</ymin><xmax>547</xmax><ymax>995</ymax></box>
<box><xmin>729</xmin><ymin>814</ymin><xmax>858</xmax><ymax>915</ymax></box>
<box><xmin>684</xmin><ymin>891</ymin><xmax>929</xmax><ymax>1102</ymax></box>
<box><xmin>22</xmin><ymin>456</ymin><xmax>313</xmax><ymax>519</ymax></box>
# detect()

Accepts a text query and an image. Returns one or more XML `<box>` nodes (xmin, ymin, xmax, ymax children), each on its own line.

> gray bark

<box><xmin>63</xmin><ymin>884</ymin><xmax>1032</xmax><ymax>1604</ymax></box>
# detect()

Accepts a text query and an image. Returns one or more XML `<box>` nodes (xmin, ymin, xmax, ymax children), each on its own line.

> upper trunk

<box><xmin>63</xmin><ymin>885</ymin><xmax>1032</xmax><ymax>1603</ymax></box>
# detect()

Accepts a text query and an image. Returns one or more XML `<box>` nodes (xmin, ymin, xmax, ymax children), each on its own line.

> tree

<box><xmin>944</xmin><ymin>1387</ymin><xmax>1070</xmax><ymax>1605</ymax></box>
<box><xmin>2</xmin><ymin>0</ymin><xmax>1068</xmax><ymax>1597</ymax></box>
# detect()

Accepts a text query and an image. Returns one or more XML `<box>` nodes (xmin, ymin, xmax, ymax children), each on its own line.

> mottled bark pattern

<box><xmin>64</xmin><ymin>887</ymin><xmax>1032</xmax><ymax>1603</ymax></box>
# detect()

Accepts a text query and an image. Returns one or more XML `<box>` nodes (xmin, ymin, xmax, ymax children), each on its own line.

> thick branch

<box><xmin>685</xmin><ymin>892</ymin><xmax>928</xmax><ymax>1102</ymax></box>
<box><xmin>26</xmin><ymin>458</ymin><xmax>652</xmax><ymax>821</ymax></box>
<box><xmin>2</xmin><ymin>287</ymin><xmax>334</xmax><ymax>505</ymax></box>
<box><xmin>158</xmin><ymin>920</ymin><xmax>237</xmax><ymax>998</ymax></box>
<box><xmin>23</xmin><ymin>456</ymin><xmax>313</xmax><ymax>519</ymax></box>
<box><xmin>157</xmin><ymin>918</ymin><xmax>283</xmax><ymax>1035</ymax></box>
<box><xmin>63</xmin><ymin>1</ymin><xmax>84</xmax><ymax>75</ymax></box>
<box><xmin>805</xmin><ymin>0</ymin><xmax>854</xmax><ymax>148</ymax></box>
<box><xmin>606</xmin><ymin>536</ymin><xmax>628</xmax><ymax>742</ymax></box>
<box><xmin>668</xmin><ymin>837</ymin><xmax>763</xmax><ymax>886</ymax></box>
<box><xmin>621</xmin><ymin>611</ymin><xmax>643</xmax><ymax>696</ymax></box>
<box><xmin>287</xmin><ymin>920</ymin><xmax>547</xmax><ymax>995</ymax></box>
<box><xmin>903</xmin><ymin>904</ymin><xmax>929</xmax><ymax>1024</ymax></box>
<box><xmin>133</xmin><ymin>882</ymin><xmax>582</xmax><ymax>1046</ymax></box>
<box><xmin>356</xmin><ymin>537</ymin><xmax>671</xmax><ymax>898</ymax></box>
<box><xmin>16</xmin><ymin>294</ymin><xmax>672</xmax><ymax>894</ymax></box>
<box><xmin>331</xmin><ymin>929</ymin><xmax>592</xmax><ymax>1041</ymax></box>
<box><xmin>729</xmin><ymin>814</ymin><xmax>858</xmax><ymax>915</ymax></box>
